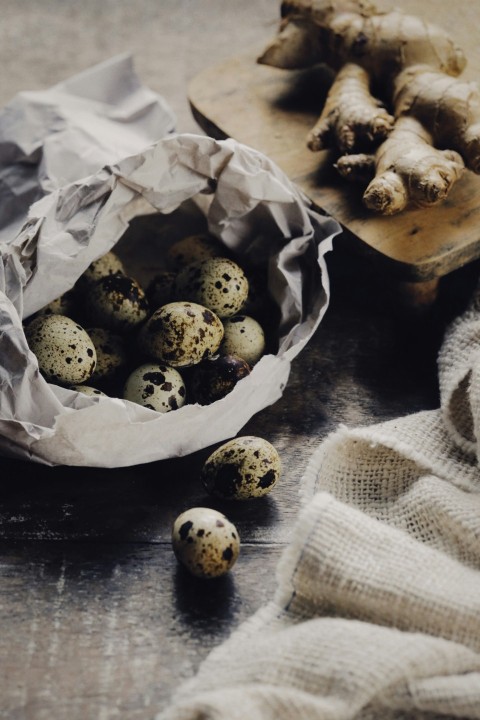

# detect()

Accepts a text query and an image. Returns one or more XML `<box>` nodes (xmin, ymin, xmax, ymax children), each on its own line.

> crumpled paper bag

<box><xmin>0</xmin><ymin>131</ymin><xmax>340</xmax><ymax>467</ymax></box>
<box><xmin>157</xmin><ymin>281</ymin><xmax>480</xmax><ymax>719</ymax></box>
<box><xmin>0</xmin><ymin>53</ymin><xmax>176</xmax><ymax>244</ymax></box>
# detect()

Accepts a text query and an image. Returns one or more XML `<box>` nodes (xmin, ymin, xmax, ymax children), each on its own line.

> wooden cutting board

<box><xmin>188</xmin><ymin>3</ymin><xmax>480</xmax><ymax>284</ymax></box>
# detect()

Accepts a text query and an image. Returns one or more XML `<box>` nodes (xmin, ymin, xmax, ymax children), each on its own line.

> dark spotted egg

<box><xmin>25</xmin><ymin>314</ymin><xmax>97</xmax><ymax>385</ymax></box>
<box><xmin>138</xmin><ymin>301</ymin><xmax>224</xmax><ymax>368</ymax></box>
<box><xmin>201</xmin><ymin>436</ymin><xmax>282</xmax><ymax>500</ymax></box>
<box><xmin>33</xmin><ymin>289</ymin><xmax>77</xmax><ymax>320</ymax></box>
<box><xmin>123</xmin><ymin>362</ymin><xmax>186</xmax><ymax>413</ymax></box>
<box><xmin>174</xmin><ymin>257</ymin><xmax>249</xmax><ymax>319</ymax></box>
<box><xmin>171</xmin><ymin>507</ymin><xmax>240</xmax><ymax>578</ymax></box>
<box><xmin>81</xmin><ymin>251</ymin><xmax>126</xmax><ymax>286</ymax></box>
<box><xmin>167</xmin><ymin>233</ymin><xmax>226</xmax><ymax>271</ymax></box>
<box><xmin>86</xmin><ymin>273</ymin><xmax>149</xmax><ymax>332</ymax></box>
<box><xmin>87</xmin><ymin>327</ymin><xmax>128</xmax><ymax>384</ymax></box>
<box><xmin>70</xmin><ymin>385</ymin><xmax>106</xmax><ymax>397</ymax></box>
<box><xmin>190</xmin><ymin>354</ymin><xmax>251</xmax><ymax>405</ymax></box>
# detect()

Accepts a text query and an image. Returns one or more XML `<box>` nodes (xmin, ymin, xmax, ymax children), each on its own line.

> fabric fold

<box><xmin>158</xmin><ymin>283</ymin><xmax>480</xmax><ymax>719</ymax></box>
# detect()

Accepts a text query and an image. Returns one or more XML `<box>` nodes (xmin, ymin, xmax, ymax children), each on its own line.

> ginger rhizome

<box><xmin>259</xmin><ymin>0</ymin><xmax>477</xmax><ymax>214</ymax></box>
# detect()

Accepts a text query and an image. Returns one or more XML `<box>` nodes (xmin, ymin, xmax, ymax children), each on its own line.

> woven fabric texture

<box><xmin>158</xmin><ymin>285</ymin><xmax>480</xmax><ymax>720</ymax></box>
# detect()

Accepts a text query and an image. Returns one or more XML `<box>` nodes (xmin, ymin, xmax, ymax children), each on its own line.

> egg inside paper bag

<box><xmin>0</xmin><ymin>134</ymin><xmax>340</xmax><ymax>467</ymax></box>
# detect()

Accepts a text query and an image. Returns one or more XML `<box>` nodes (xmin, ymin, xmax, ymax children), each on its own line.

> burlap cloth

<box><xmin>157</xmin><ymin>283</ymin><xmax>480</xmax><ymax>720</ymax></box>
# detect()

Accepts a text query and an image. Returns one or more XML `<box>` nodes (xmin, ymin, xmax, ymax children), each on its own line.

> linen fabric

<box><xmin>158</xmin><ymin>283</ymin><xmax>480</xmax><ymax>719</ymax></box>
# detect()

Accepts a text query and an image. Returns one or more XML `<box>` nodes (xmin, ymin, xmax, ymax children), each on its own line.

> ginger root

<box><xmin>307</xmin><ymin>63</ymin><xmax>394</xmax><ymax>153</ymax></box>
<box><xmin>259</xmin><ymin>0</ymin><xmax>477</xmax><ymax>214</ymax></box>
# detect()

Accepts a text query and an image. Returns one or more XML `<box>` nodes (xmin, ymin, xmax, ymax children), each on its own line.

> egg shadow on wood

<box><xmin>173</xmin><ymin>563</ymin><xmax>237</xmax><ymax>626</ymax></box>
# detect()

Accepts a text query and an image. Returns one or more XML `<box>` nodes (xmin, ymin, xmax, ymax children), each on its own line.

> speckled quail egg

<box><xmin>146</xmin><ymin>271</ymin><xmax>176</xmax><ymax>310</ymax></box>
<box><xmin>87</xmin><ymin>327</ymin><xmax>128</xmax><ymax>383</ymax></box>
<box><xmin>81</xmin><ymin>251</ymin><xmax>126</xmax><ymax>286</ymax></box>
<box><xmin>138</xmin><ymin>301</ymin><xmax>224</xmax><ymax>368</ymax></box>
<box><xmin>171</xmin><ymin>507</ymin><xmax>240</xmax><ymax>578</ymax></box>
<box><xmin>25</xmin><ymin>314</ymin><xmax>97</xmax><ymax>385</ymax></box>
<box><xmin>70</xmin><ymin>385</ymin><xmax>106</xmax><ymax>397</ymax></box>
<box><xmin>86</xmin><ymin>273</ymin><xmax>149</xmax><ymax>332</ymax></box>
<box><xmin>34</xmin><ymin>289</ymin><xmax>77</xmax><ymax>320</ymax></box>
<box><xmin>190</xmin><ymin>355</ymin><xmax>251</xmax><ymax>405</ymax></box>
<box><xmin>123</xmin><ymin>362</ymin><xmax>186</xmax><ymax>413</ymax></box>
<box><xmin>220</xmin><ymin>315</ymin><xmax>266</xmax><ymax>366</ymax></box>
<box><xmin>167</xmin><ymin>233</ymin><xmax>226</xmax><ymax>271</ymax></box>
<box><xmin>201</xmin><ymin>436</ymin><xmax>282</xmax><ymax>500</ymax></box>
<box><xmin>174</xmin><ymin>257</ymin><xmax>249</xmax><ymax>319</ymax></box>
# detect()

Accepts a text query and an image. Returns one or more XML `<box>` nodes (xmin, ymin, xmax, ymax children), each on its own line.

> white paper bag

<box><xmin>0</xmin><ymin>132</ymin><xmax>340</xmax><ymax>467</ymax></box>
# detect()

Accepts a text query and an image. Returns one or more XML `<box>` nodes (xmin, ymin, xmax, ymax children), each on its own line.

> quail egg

<box><xmin>201</xmin><ymin>436</ymin><xmax>282</xmax><ymax>500</ymax></box>
<box><xmin>171</xmin><ymin>507</ymin><xmax>240</xmax><ymax>578</ymax></box>
<box><xmin>33</xmin><ymin>289</ymin><xmax>77</xmax><ymax>320</ymax></box>
<box><xmin>70</xmin><ymin>385</ymin><xmax>106</xmax><ymax>397</ymax></box>
<box><xmin>220</xmin><ymin>315</ymin><xmax>266</xmax><ymax>366</ymax></box>
<box><xmin>146</xmin><ymin>271</ymin><xmax>176</xmax><ymax>310</ymax></box>
<box><xmin>86</xmin><ymin>273</ymin><xmax>149</xmax><ymax>332</ymax></box>
<box><xmin>167</xmin><ymin>233</ymin><xmax>226</xmax><ymax>271</ymax></box>
<box><xmin>138</xmin><ymin>301</ymin><xmax>224</xmax><ymax>368</ymax></box>
<box><xmin>123</xmin><ymin>362</ymin><xmax>186</xmax><ymax>413</ymax></box>
<box><xmin>25</xmin><ymin>314</ymin><xmax>97</xmax><ymax>385</ymax></box>
<box><xmin>174</xmin><ymin>257</ymin><xmax>249</xmax><ymax>319</ymax></box>
<box><xmin>87</xmin><ymin>327</ymin><xmax>128</xmax><ymax>383</ymax></box>
<box><xmin>190</xmin><ymin>355</ymin><xmax>251</xmax><ymax>405</ymax></box>
<box><xmin>81</xmin><ymin>251</ymin><xmax>126</xmax><ymax>286</ymax></box>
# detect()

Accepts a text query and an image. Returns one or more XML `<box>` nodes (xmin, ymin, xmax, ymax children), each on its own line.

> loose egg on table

<box><xmin>201</xmin><ymin>436</ymin><xmax>282</xmax><ymax>500</ymax></box>
<box><xmin>25</xmin><ymin>314</ymin><xmax>97</xmax><ymax>385</ymax></box>
<box><xmin>123</xmin><ymin>362</ymin><xmax>186</xmax><ymax>412</ymax></box>
<box><xmin>174</xmin><ymin>257</ymin><xmax>249</xmax><ymax>319</ymax></box>
<box><xmin>171</xmin><ymin>507</ymin><xmax>240</xmax><ymax>578</ymax></box>
<box><xmin>138</xmin><ymin>301</ymin><xmax>224</xmax><ymax>368</ymax></box>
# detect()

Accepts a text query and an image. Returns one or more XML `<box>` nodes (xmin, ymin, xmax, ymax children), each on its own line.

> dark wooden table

<box><xmin>2</xmin><ymin>245</ymin><xmax>478</xmax><ymax>718</ymax></box>
<box><xmin>1</xmin><ymin>2</ymin><xmax>479</xmax><ymax>718</ymax></box>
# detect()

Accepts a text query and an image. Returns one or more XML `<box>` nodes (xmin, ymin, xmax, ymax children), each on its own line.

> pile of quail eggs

<box><xmin>25</xmin><ymin>232</ymin><xmax>273</xmax><ymax>410</ymax></box>
<box><xmin>24</xmin><ymin>229</ymin><xmax>283</xmax><ymax>580</ymax></box>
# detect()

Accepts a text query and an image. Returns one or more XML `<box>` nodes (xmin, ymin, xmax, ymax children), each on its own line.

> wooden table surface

<box><xmin>1</xmin><ymin>2</ymin><xmax>479</xmax><ymax>719</ymax></box>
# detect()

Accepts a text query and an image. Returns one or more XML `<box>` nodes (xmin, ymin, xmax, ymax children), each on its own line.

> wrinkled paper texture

<box><xmin>0</xmin><ymin>63</ymin><xmax>340</xmax><ymax>468</ymax></box>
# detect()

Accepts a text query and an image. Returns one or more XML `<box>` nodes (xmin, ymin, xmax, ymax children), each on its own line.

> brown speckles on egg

<box><xmin>123</xmin><ymin>362</ymin><xmax>186</xmax><ymax>413</ymax></box>
<box><xmin>25</xmin><ymin>315</ymin><xmax>97</xmax><ymax>386</ymax></box>
<box><xmin>174</xmin><ymin>258</ymin><xmax>249</xmax><ymax>319</ymax></box>
<box><xmin>201</xmin><ymin>436</ymin><xmax>282</xmax><ymax>500</ymax></box>
<box><xmin>81</xmin><ymin>251</ymin><xmax>126</xmax><ymax>286</ymax></box>
<box><xmin>87</xmin><ymin>327</ymin><xmax>129</xmax><ymax>384</ymax></box>
<box><xmin>70</xmin><ymin>384</ymin><xmax>106</xmax><ymax>397</ymax></box>
<box><xmin>137</xmin><ymin>301</ymin><xmax>224</xmax><ymax>368</ymax></box>
<box><xmin>190</xmin><ymin>354</ymin><xmax>251</xmax><ymax>405</ymax></box>
<box><xmin>146</xmin><ymin>271</ymin><xmax>176</xmax><ymax>311</ymax></box>
<box><xmin>171</xmin><ymin>507</ymin><xmax>240</xmax><ymax>578</ymax></box>
<box><xmin>220</xmin><ymin>315</ymin><xmax>266</xmax><ymax>366</ymax></box>
<box><xmin>86</xmin><ymin>273</ymin><xmax>149</xmax><ymax>332</ymax></box>
<box><xmin>167</xmin><ymin>233</ymin><xmax>226</xmax><ymax>271</ymax></box>
<box><xmin>32</xmin><ymin>289</ymin><xmax>77</xmax><ymax>320</ymax></box>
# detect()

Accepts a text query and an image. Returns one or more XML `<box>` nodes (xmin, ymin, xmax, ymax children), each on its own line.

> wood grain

<box><xmin>2</xmin><ymin>1</ymin><xmax>480</xmax><ymax>716</ymax></box>
<box><xmin>2</xmin><ymin>249</ymin><xmax>478</xmax><ymax>716</ymax></box>
<box><xmin>188</xmin><ymin>0</ymin><xmax>480</xmax><ymax>282</ymax></box>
